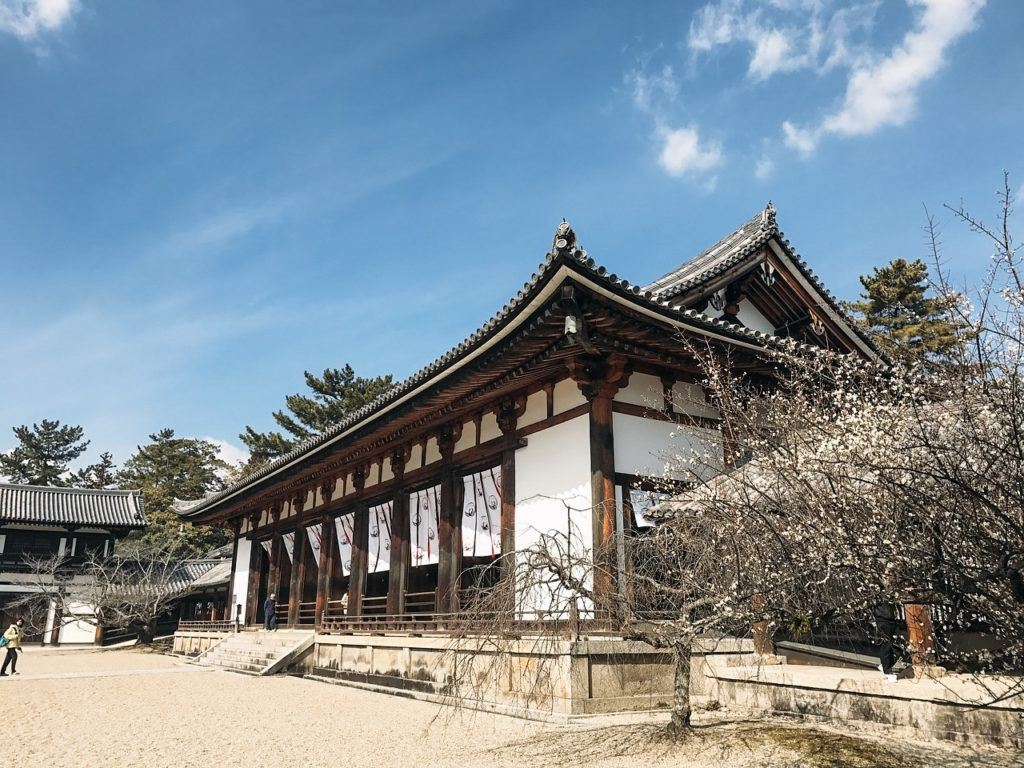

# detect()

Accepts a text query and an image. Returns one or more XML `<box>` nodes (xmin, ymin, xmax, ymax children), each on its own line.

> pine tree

<box><xmin>844</xmin><ymin>258</ymin><xmax>968</xmax><ymax>367</ymax></box>
<box><xmin>240</xmin><ymin>364</ymin><xmax>394</xmax><ymax>468</ymax></box>
<box><xmin>118</xmin><ymin>429</ymin><xmax>229</xmax><ymax>556</ymax></box>
<box><xmin>0</xmin><ymin>420</ymin><xmax>90</xmax><ymax>486</ymax></box>
<box><xmin>70</xmin><ymin>452</ymin><xmax>118</xmax><ymax>489</ymax></box>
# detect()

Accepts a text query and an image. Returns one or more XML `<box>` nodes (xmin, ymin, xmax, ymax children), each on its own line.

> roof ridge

<box><xmin>0</xmin><ymin>482</ymin><xmax>141</xmax><ymax>495</ymax></box>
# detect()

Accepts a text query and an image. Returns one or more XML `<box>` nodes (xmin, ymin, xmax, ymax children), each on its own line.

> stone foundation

<box><xmin>307</xmin><ymin>633</ymin><xmax>752</xmax><ymax>719</ymax></box>
<box><xmin>172</xmin><ymin>630</ymin><xmax>230</xmax><ymax>657</ymax></box>
<box><xmin>706</xmin><ymin>663</ymin><xmax>1024</xmax><ymax>749</ymax></box>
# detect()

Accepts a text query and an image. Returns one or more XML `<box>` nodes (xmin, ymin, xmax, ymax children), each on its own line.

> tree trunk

<box><xmin>668</xmin><ymin>638</ymin><xmax>693</xmax><ymax>735</ymax></box>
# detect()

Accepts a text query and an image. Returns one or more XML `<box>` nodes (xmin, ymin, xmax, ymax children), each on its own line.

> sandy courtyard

<box><xmin>0</xmin><ymin>648</ymin><xmax>1016</xmax><ymax>768</ymax></box>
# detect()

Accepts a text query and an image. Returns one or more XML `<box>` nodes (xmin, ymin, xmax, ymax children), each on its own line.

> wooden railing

<box><xmin>404</xmin><ymin>591</ymin><xmax>436</xmax><ymax>615</ymax></box>
<box><xmin>319</xmin><ymin>610</ymin><xmax>616</xmax><ymax>636</ymax></box>
<box><xmin>176</xmin><ymin>619</ymin><xmax>240</xmax><ymax>633</ymax></box>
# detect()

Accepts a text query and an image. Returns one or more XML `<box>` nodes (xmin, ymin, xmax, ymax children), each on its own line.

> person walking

<box><xmin>263</xmin><ymin>593</ymin><xmax>277</xmax><ymax>631</ymax></box>
<box><xmin>0</xmin><ymin>618</ymin><xmax>24</xmax><ymax>676</ymax></box>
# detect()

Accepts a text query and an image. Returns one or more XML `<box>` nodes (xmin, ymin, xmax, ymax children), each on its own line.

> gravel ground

<box><xmin>1</xmin><ymin>649</ymin><xmax>1016</xmax><ymax>768</ymax></box>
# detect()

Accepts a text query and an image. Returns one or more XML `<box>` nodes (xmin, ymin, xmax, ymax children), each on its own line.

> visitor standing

<box><xmin>0</xmin><ymin>618</ymin><xmax>24</xmax><ymax>676</ymax></box>
<box><xmin>264</xmin><ymin>593</ymin><xmax>278</xmax><ymax>631</ymax></box>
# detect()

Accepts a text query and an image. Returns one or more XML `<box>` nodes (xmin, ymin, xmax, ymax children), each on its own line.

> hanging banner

<box><xmin>409</xmin><ymin>484</ymin><xmax>440</xmax><ymax>566</ymax></box>
<box><xmin>282</xmin><ymin>531</ymin><xmax>296</xmax><ymax>564</ymax></box>
<box><xmin>366</xmin><ymin>501</ymin><xmax>393</xmax><ymax>573</ymax></box>
<box><xmin>334</xmin><ymin>513</ymin><xmax>355</xmax><ymax>575</ymax></box>
<box><xmin>629</xmin><ymin>488</ymin><xmax>668</xmax><ymax>528</ymax></box>
<box><xmin>462</xmin><ymin>466</ymin><xmax>502</xmax><ymax>557</ymax></box>
<box><xmin>306</xmin><ymin>525</ymin><xmax>322</xmax><ymax>568</ymax></box>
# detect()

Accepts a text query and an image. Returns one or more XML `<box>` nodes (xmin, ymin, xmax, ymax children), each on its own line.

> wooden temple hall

<box><xmin>177</xmin><ymin>205</ymin><xmax>878</xmax><ymax>631</ymax></box>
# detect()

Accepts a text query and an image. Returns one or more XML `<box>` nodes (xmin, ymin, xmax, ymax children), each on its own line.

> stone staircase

<box><xmin>194</xmin><ymin>630</ymin><xmax>314</xmax><ymax>676</ymax></box>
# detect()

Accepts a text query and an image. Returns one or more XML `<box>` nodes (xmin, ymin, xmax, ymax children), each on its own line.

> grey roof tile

<box><xmin>0</xmin><ymin>483</ymin><xmax>146</xmax><ymax>529</ymax></box>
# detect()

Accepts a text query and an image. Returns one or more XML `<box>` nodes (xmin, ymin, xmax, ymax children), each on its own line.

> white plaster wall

<box><xmin>58</xmin><ymin>602</ymin><xmax>96</xmax><ymax>645</ymax></box>
<box><xmin>231</xmin><ymin>538</ymin><xmax>252</xmax><ymax>621</ymax></box>
<box><xmin>615</xmin><ymin>413</ymin><xmax>724</xmax><ymax>482</ymax></box>
<box><xmin>553</xmin><ymin>377</ymin><xmax>586</xmax><ymax>415</ymax></box>
<box><xmin>737</xmin><ymin>301</ymin><xmax>776</xmax><ymax>335</ymax></box>
<box><xmin>671</xmin><ymin>381</ymin><xmax>719</xmax><ymax>420</ymax></box>
<box><xmin>614</xmin><ymin>372</ymin><xmax>664</xmax><ymax>409</ymax></box>
<box><xmin>453</xmin><ymin>419</ymin><xmax>475</xmax><ymax>453</ymax></box>
<box><xmin>479</xmin><ymin>411</ymin><xmax>501</xmax><ymax>443</ymax></box>
<box><xmin>424</xmin><ymin>437</ymin><xmax>442</xmax><ymax>466</ymax></box>
<box><xmin>520</xmin><ymin>390</ymin><xmax>547</xmax><ymax>428</ymax></box>
<box><xmin>381</xmin><ymin>456</ymin><xmax>394</xmax><ymax>484</ymax></box>
<box><xmin>514</xmin><ymin>415</ymin><xmax>593</xmax><ymax>616</ymax></box>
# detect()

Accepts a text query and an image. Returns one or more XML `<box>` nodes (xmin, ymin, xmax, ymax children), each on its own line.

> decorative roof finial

<box><xmin>551</xmin><ymin>218</ymin><xmax>585</xmax><ymax>259</ymax></box>
<box><xmin>761</xmin><ymin>200</ymin><xmax>777</xmax><ymax>228</ymax></box>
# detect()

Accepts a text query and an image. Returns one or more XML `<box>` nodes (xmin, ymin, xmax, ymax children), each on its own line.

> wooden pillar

<box><xmin>314</xmin><ymin>512</ymin><xmax>334</xmax><ymax>626</ymax></box>
<box><xmin>496</xmin><ymin>396</ymin><xmax>526</xmax><ymax>595</ymax></box>
<box><xmin>568</xmin><ymin>355</ymin><xmax>631</xmax><ymax>604</ymax></box>
<box><xmin>905</xmin><ymin>603</ymin><xmax>936</xmax><ymax>669</ymax></box>
<box><xmin>245</xmin><ymin>532</ymin><xmax>261</xmax><ymax>625</ymax></box>
<box><xmin>436</xmin><ymin>422</ymin><xmax>463</xmax><ymax>614</ymax></box>
<box><xmin>287</xmin><ymin>491</ymin><xmax>308</xmax><ymax>626</ymax></box>
<box><xmin>386</xmin><ymin>446</ymin><xmax>411</xmax><ymax>616</ymax></box>
<box><xmin>226</xmin><ymin>518</ymin><xmax>240</xmax><ymax>621</ymax></box>
<box><xmin>347</xmin><ymin>466</ymin><xmax>369</xmax><ymax>617</ymax></box>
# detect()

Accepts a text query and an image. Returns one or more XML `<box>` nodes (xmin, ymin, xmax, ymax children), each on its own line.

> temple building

<box><xmin>176</xmin><ymin>205</ymin><xmax>879</xmax><ymax>630</ymax></box>
<box><xmin>0</xmin><ymin>483</ymin><xmax>147</xmax><ymax>644</ymax></box>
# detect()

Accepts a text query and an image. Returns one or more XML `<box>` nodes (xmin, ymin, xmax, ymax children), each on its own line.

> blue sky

<box><xmin>0</xmin><ymin>0</ymin><xmax>1020</xmax><ymax>470</ymax></box>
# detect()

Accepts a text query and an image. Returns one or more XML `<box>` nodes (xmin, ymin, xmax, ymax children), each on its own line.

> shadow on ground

<box><xmin>488</xmin><ymin>720</ymin><xmax>1015</xmax><ymax>768</ymax></box>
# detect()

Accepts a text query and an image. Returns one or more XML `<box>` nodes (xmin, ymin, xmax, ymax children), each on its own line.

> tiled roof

<box><xmin>179</xmin><ymin>208</ymin><xmax>878</xmax><ymax>520</ymax></box>
<box><xmin>643</xmin><ymin>203</ymin><xmax>880</xmax><ymax>357</ymax></box>
<box><xmin>165</xmin><ymin>557</ymin><xmax>231</xmax><ymax>594</ymax></box>
<box><xmin>644</xmin><ymin>207</ymin><xmax>775</xmax><ymax>298</ymax></box>
<box><xmin>0</xmin><ymin>483</ymin><xmax>146</xmax><ymax>529</ymax></box>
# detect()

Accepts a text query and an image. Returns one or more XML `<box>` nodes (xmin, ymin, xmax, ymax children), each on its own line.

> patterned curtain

<box><xmin>259</xmin><ymin>539</ymin><xmax>273</xmax><ymax>558</ymax></box>
<box><xmin>366</xmin><ymin>501</ymin><xmax>393</xmax><ymax>573</ymax></box>
<box><xmin>462</xmin><ymin>466</ymin><xmax>502</xmax><ymax>557</ymax></box>
<box><xmin>408</xmin><ymin>485</ymin><xmax>441</xmax><ymax>566</ymax></box>
<box><xmin>334</xmin><ymin>513</ymin><xmax>355</xmax><ymax>575</ymax></box>
<box><xmin>282</xmin><ymin>531</ymin><xmax>296</xmax><ymax>564</ymax></box>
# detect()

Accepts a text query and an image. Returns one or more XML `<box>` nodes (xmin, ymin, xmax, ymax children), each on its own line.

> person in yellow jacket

<box><xmin>0</xmin><ymin>618</ymin><xmax>24</xmax><ymax>676</ymax></box>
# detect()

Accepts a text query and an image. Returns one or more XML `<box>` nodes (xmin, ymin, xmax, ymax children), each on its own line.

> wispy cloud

<box><xmin>202</xmin><ymin>436</ymin><xmax>250</xmax><ymax>471</ymax></box>
<box><xmin>0</xmin><ymin>0</ymin><xmax>77</xmax><ymax>41</ymax></box>
<box><xmin>754</xmin><ymin>155</ymin><xmax>775</xmax><ymax>181</ymax></box>
<box><xmin>688</xmin><ymin>0</ymin><xmax>878</xmax><ymax>82</ymax></box>
<box><xmin>783</xmin><ymin>0</ymin><xmax>986</xmax><ymax>154</ymax></box>
<box><xmin>625</xmin><ymin>64</ymin><xmax>724</xmax><ymax>184</ymax></box>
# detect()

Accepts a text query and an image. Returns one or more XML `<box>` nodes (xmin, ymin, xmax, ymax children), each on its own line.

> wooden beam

<box><xmin>314</xmin><ymin>516</ymin><xmax>333</xmax><ymax>626</ymax></box>
<box><xmin>436</xmin><ymin>421</ymin><xmax>463</xmax><ymax>614</ymax></box>
<box><xmin>568</xmin><ymin>354</ymin><xmax>631</xmax><ymax>602</ymax></box>
<box><xmin>386</xmin><ymin>446</ymin><xmax>411</xmax><ymax>615</ymax></box>
<box><xmin>346</xmin><ymin>465</ymin><xmax>369</xmax><ymax>617</ymax></box>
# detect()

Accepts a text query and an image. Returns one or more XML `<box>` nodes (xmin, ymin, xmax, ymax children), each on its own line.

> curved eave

<box><xmin>180</xmin><ymin>249</ymin><xmax>840</xmax><ymax>523</ymax></box>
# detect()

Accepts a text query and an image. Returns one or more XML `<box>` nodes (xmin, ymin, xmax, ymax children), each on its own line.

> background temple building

<box><xmin>176</xmin><ymin>205</ymin><xmax>880</xmax><ymax>631</ymax></box>
<box><xmin>0</xmin><ymin>482</ymin><xmax>146</xmax><ymax>644</ymax></box>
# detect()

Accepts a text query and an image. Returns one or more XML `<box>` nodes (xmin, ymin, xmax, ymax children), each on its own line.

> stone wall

<box><xmin>172</xmin><ymin>630</ymin><xmax>230</xmax><ymax>657</ymax></box>
<box><xmin>308</xmin><ymin>633</ymin><xmax>753</xmax><ymax>719</ymax></box>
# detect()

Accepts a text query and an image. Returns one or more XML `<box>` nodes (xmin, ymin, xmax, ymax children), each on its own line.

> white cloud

<box><xmin>0</xmin><ymin>0</ymin><xmax>77</xmax><ymax>40</ymax></box>
<box><xmin>202</xmin><ymin>437</ymin><xmax>250</xmax><ymax>471</ymax></box>
<box><xmin>783</xmin><ymin>0</ymin><xmax>986</xmax><ymax>153</ymax></box>
<box><xmin>749</xmin><ymin>29</ymin><xmax>797</xmax><ymax>80</ymax></box>
<box><xmin>754</xmin><ymin>155</ymin><xmax>776</xmax><ymax>181</ymax></box>
<box><xmin>657</xmin><ymin>125</ymin><xmax>723</xmax><ymax>177</ymax></box>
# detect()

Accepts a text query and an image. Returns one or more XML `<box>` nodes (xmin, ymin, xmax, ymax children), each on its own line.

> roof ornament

<box><xmin>810</xmin><ymin>313</ymin><xmax>825</xmax><ymax>336</ymax></box>
<box><xmin>759</xmin><ymin>261</ymin><xmax>777</xmax><ymax>287</ymax></box>
<box><xmin>708</xmin><ymin>289</ymin><xmax>726</xmax><ymax>311</ymax></box>
<box><xmin>551</xmin><ymin>218</ymin><xmax>586</xmax><ymax>259</ymax></box>
<box><xmin>761</xmin><ymin>200</ymin><xmax>777</xmax><ymax>228</ymax></box>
